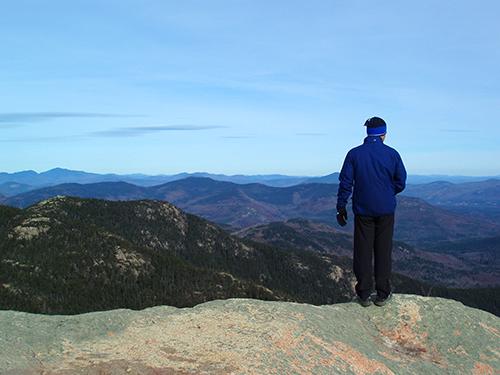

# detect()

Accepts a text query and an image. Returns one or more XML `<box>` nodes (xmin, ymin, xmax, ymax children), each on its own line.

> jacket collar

<box><xmin>364</xmin><ymin>136</ymin><xmax>383</xmax><ymax>144</ymax></box>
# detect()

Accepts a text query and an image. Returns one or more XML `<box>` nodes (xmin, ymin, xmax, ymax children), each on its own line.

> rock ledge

<box><xmin>0</xmin><ymin>294</ymin><xmax>498</xmax><ymax>374</ymax></box>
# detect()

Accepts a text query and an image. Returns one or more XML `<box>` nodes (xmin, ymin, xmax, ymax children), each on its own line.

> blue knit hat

<box><xmin>364</xmin><ymin>117</ymin><xmax>387</xmax><ymax>136</ymax></box>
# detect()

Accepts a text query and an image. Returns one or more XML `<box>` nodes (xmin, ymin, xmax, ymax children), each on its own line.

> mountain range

<box><xmin>0</xmin><ymin>168</ymin><xmax>310</xmax><ymax>192</ymax></box>
<box><xmin>402</xmin><ymin>179</ymin><xmax>500</xmax><ymax>222</ymax></box>
<box><xmin>2</xmin><ymin>177</ymin><xmax>499</xmax><ymax>247</ymax></box>
<box><xmin>0</xmin><ymin>182</ymin><xmax>34</xmax><ymax>197</ymax></box>
<box><xmin>235</xmin><ymin>218</ymin><xmax>499</xmax><ymax>288</ymax></box>
<box><xmin>403</xmin><ymin>179</ymin><xmax>500</xmax><ymax>205</ymax></box>
<box><xmin>1</xmin><ymin>168</ymin><xmax>499</xmax><ymax>196</ymax></box>
<box><xmin>1</xmin><ymin>196</ymin><xmax>498</xmax><ymax>316</ymax></box>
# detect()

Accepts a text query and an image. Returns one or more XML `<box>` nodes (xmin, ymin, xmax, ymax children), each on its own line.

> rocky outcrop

<box><xmin>1</xmin><ymin>294</ymin><xmax>498</xmax><ymax>374</ymax></box>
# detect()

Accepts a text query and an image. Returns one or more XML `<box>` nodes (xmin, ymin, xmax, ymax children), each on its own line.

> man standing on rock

<box><xmin>336</xmin><ymin>117</ymin><xmax>407</xmax><ymax>307</ymax></box>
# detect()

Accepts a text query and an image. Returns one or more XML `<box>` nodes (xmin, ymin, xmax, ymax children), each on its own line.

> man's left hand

<box><xmin>336</xmin><ymin>207</ymin><xmax>348</xmax><ymax>226</ymax></box>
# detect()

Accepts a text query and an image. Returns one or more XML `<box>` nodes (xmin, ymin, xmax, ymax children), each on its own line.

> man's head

<box><xmin>364</xmin><ymin>117</ymin><xmax>387</xmax><ymax>137</ymax></box>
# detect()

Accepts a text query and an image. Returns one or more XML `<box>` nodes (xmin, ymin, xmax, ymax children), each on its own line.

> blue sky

<box><xmin>1</xmin><ymin>0</ymin><xmax>499</xmax><ymax>176</ymax></box>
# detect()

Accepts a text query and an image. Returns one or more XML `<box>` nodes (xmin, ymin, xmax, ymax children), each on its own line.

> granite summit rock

<box><xmin>0</xmin><ymin>294</ymin><xmax>498</xmax><ymax>374</ymax></box>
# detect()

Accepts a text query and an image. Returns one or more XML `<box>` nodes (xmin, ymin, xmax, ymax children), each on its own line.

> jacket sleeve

<box><xmin>337</xmin><ymin>151</ymin><xmax>354</xmax><ymax>210</ymax></box>
<box><xmin>393</xmin><ymin>151</ymin><xmax>407</xmax><ymax>194</ymax></box>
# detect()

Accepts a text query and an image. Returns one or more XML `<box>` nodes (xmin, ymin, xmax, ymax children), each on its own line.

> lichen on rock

<box><xmin>0</xmin><ymin>294</ymin><xmax>498</xmax><ymax>374</ymax></box>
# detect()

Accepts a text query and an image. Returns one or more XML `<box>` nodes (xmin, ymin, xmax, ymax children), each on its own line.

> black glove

<box><xmin>336</xmin><ymin>207</ymin><xmax>348</xmax><ymax>227</ymax></box>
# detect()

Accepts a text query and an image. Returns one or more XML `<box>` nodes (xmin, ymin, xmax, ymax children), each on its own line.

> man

<box><xmin>336</xmin><ymin>117</ymin><xmax>407</xmax><ymax>307</ymax></box>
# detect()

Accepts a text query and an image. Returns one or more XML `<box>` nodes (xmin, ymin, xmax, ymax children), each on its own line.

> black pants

<box><xmin>353</xmin><ymin>214</ymin><xmax>394</xmax><ymax>300</ymax></box>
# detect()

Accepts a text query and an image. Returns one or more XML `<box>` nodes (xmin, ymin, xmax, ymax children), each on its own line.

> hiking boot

<box><xmin>352</xmin><ymin>295</ymin><xmax>372</xmax><ymax>307</ymax></box>
<box><xmin>374</xmin><ymin>292</ymin><xmax>393</xmax><ymax>307</ymax></box>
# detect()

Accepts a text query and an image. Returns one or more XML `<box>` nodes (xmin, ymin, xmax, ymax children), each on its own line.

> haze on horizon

<box><xmin>1</xmin><ymin>1</ymin><xmax>499</xmax><ymax>176</ymax></box>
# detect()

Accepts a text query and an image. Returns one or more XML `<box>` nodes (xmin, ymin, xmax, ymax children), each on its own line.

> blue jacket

<box><xmin>337</xmin><ymin>136</ymin><xmax>407</xmax><ymax>216</ymax></box>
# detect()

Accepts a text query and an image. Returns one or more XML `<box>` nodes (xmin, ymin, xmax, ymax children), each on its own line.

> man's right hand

<box><xmin>336</xmin><ymin>207</ymin><xmax>348</xmax><ymax>227</ymax></box>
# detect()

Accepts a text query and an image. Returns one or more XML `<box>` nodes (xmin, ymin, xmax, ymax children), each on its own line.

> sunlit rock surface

<box><xmin>1</xmin><ymin>294</ymin><xmax>498</xmax><ymax>374</ymax></box>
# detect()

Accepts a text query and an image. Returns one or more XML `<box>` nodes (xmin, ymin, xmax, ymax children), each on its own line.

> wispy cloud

<box><xmin>296</xmin><ymin>132</ymin><xmax>327</xmax><ymax>136</ymax></box>
<box><xmin>0</xmin><ymin>112</ymin><xmax>141</xmax><ymax>124</ymax></box>
<box><xmin>0</xmin><ymin>135</ymin><xmax>86</xmax><ymax>143</ymax></box>
<box><xmin>90</xmin><ymin>125</ymin><xmax>227</xmax><ymax>137</ymax></box>
<box><xmin>0</xmin><ymin>124</ymin><xmax>228</xmax><ymax>142</ymax></box>
<box><xmin>221</xmin><ymin>135</ymin><xmax>254</xmax><ymax>139</ymax></box>
<box><xmin>439</xmin><ymin>129</ymin><xmax>479</xmax><ymax>133</ymax></box>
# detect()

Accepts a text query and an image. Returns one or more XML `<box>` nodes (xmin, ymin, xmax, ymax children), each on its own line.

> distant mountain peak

<box><xmin>40</xmin><ymin>167</ymin><xmax>96</xmax><ymax>176</ymax></box>
<box><xmin>45</xmin><ymin>167</ymin><xmax>70</xmax><ymax>172</ymax></box>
